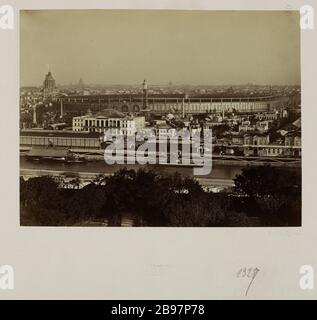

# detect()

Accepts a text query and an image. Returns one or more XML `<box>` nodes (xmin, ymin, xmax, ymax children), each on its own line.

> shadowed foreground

<box><xmin>20</xmin><ymin>166</ymin><xmax>301</xmax><ymax>227</ymax></box>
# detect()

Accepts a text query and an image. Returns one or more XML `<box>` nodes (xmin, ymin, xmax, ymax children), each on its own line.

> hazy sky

<box><xmin>20</xmin><ymin>10</ymin><xmax>300</xmax><ymax>86</ymax></box>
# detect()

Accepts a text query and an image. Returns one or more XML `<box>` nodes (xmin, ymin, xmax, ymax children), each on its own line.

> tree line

<box><xmin>20</xmin><ymin>166</ymin><xmax>301</xmax><ymax>227</ymax></box>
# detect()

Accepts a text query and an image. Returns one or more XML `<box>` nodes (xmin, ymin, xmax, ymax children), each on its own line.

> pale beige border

<box><xmin>0</xmin><ymin>0</ymin><xmax>316</xmax><ymax>300</ymax></box>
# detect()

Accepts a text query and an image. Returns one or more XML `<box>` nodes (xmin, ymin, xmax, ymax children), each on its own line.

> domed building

<box><xmin>43</xmin><ymin>71</ymin><xmax>56</xmax><ymax>99</ymax></box>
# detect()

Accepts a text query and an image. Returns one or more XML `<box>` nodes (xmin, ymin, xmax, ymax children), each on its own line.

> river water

<box><xmin>20</xmin><ymin>156</ymin><xmax>243</xmax><ymax>180</ymax></box>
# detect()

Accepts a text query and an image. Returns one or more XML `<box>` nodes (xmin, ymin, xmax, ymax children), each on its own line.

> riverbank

<box><xmin>20</xmin><ymin>147</ymin><xmax>301</xmax><ymax>168</ymax></box>
<box><xmin>20</xmin><ymin>168</ymin><xmax>235</xmax><ymax>190</ymax></box>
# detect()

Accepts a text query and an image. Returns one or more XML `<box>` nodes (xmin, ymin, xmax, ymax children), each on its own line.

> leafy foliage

<box><xmin>20</xmin><ymin>166</ymin><xmax>301</xmax><ymax>227</ymax></box>
<box><xmin>234</xmin><ymin>165</ymin><xmax>301</xmax><ymax>225</ymax></box>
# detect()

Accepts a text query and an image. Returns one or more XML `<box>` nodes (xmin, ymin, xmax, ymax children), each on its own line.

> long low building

<box><xmin>20</xmin><ymin>129</ymin><xmax>102</xmax><ymax>149</ymax></box>
<box><xmin>51</xmin><ymin>93</ymin><xmax>292</xmax><ymax>117</ymax></box>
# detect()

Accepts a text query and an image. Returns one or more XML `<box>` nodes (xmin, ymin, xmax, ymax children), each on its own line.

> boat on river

<box><xmin>26</xmin><ymin>147</ymin><xmax>87</xmax><ymax>163</ymax></box>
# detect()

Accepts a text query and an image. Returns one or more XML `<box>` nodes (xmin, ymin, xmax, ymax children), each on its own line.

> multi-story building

<box><xmin>72</xmin><ymin>109</ymin><xmax>145</xmax><ymax>136</ymax></box>
<box><xmin>243</xmin><ymin>132</ymin><xmax>301</xmax><ymax>157</ymax></box>
<box><xmin>285</xmin><ymin>132</ymin><xmax>301</xmax><ymax>147</ymax></box>
<box><xmin>255</xmin><ymin>121</ymin><xmax>269</xmax><ymax>133</ymax></box>
<box><xmin>244</xmin><ymin>134</ymin><xmax>270</xmax><ymax>146</ymax></box>
<box><xmin>239</xmin><ymin>120</ymin><xmax>253</xmax><ymax>132</ymax></box>
<box><xmin>239</xmin><ymin>120</ymin><xmax>269</xmax><ymax>134</ymax></box>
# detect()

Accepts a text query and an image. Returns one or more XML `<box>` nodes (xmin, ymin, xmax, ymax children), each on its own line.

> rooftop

<box><xmin>95</xmin><ymin>109</ymin><xmax>126</xmax><ymax>118</ymax></box>
<box><xmin>20</xmin><ymin>129</ymin><xmax>102</xmax><ymax>138</ymax></box>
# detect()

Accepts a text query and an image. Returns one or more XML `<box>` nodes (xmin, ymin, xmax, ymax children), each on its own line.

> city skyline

<box><xmin>20</xmin><ymin>10</ymin><xmax>300</xmax><ymax>87</ymax></box>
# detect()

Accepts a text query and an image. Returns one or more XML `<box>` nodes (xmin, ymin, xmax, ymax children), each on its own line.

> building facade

<box><xmin>244</xmin><ymin>134</ymin><xmax>270</xmax><ymax>146</ymax></box>
<box><xmin>72</xmin><ymin>109</ymin><xmax>145</xmax><ymax>135</ymax></box>
<box><xmin>54</xmin><ymin>94</ymin><xmax>290</xmax><ymax>118</ymax></box>
<box><xmin>20</xmin><ymin>130</ymin><xmax>102</xmax><ymax>149</ymax></box>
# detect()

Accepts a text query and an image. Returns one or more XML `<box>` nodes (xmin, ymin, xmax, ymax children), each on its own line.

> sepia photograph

<box><xmin>19</xmin><ymin>10</ymin><xmax>301</xmax><ymax>227</ymax></box>
<box><xmin>1</xmin><ymin>0</ymin><xmax>317</xmax><ymax>303</ymax></box>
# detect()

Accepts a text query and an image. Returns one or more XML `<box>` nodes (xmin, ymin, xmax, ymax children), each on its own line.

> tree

<box><xmin>20</xmin><ymin>166</ymin><xmax>299</xmax><ymax>227</ymax></box>
<box><xmin>233</xmin><ymin>165</ymin><xmax>301</xmax><ymax>225</ymax></box>
<box><xmin>20</xmin><ymin>176</ymin><xmax>61</xmax><ymax>209</ymax></box>
<box><xmin>93</xmin><ymin>174</ymin><xmax>108</xmax><ymax>186</ymax></box>
<box><xmin>69</xmin><ymin>177</ymin><xmax>81</xmax><ymax>189</ymax></box>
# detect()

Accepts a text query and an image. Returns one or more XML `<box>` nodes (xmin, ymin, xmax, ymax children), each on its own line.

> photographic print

<box><xmin>19</xmin><ymin>10</ymin><xmax>301</xmax><ymax>227</ymax></box>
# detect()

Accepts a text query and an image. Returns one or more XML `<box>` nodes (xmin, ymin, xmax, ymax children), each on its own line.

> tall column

<box><xmin>182</xmin><ymin>98</ymin><xmax>185</xmax><ymax>118</ymax></box>
<box><xmin>33</xmin><ymin>105</ymin><xmax>37</xmax><ymax>125</ymax></box>
<box><xmin>142</xmin><ymin>79</ymin><xmax>148</xmax><ymax>109</ymax></box>
<box><xmin>60</xmin><ymin>99</ymin><xmax>64</xmax><ymax>119</ymax></box>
